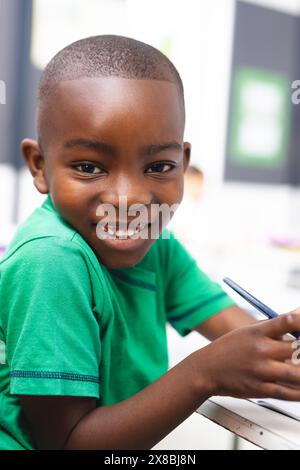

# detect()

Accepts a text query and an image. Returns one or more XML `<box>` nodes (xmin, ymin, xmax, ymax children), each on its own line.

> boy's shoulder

<box><xmin>0</xmin><ymin>195</ymin><xmax>97</xmax><ymax>269</ymax></box>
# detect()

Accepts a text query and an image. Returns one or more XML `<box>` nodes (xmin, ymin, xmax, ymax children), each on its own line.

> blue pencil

<box><xmin>223</xmin><ymin>277</ymin><xmax>300</xmax><ymax>339</ymax></box>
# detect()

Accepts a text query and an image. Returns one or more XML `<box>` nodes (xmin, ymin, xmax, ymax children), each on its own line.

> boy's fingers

<box><xmin>259</xmin><ymin>382</ymin><xmax>300</xmax><ymax>401</ymax></box>
<box><xmin>257</xmin><ymin>309</ymin><xmax>300</xmax><ymax>338</ymax></box>
<box><xmin>269</xmin><ymin>340</ymin><xmax>297</xmax><ymax>361</ymax></box>
<box><xmin>262</xmin><ymin>361</ymin><xmax>300</xmax><ymax>386</ymax></box>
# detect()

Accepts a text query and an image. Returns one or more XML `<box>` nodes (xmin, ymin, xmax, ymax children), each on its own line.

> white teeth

<box><xmin>102</xmin><ymin>223</ymin><xmax>148</xmax><ymax>237</ymax></box>
<box><xmin>115</xmin><ymin>230</ymin><xmax>127</xmax><ymax>237</ymax></box>
<box><xmin>98</xmin><ymin>223</ymin><xmax>148</xmax><ymax>234</ymax></box>
<box><xmin>102</xmin><ymin>224</ymin><xmax>148</xmax><ymax>238</ymax></box>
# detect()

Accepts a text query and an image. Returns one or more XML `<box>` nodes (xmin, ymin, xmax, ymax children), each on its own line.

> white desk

<box><xmin>197</xmin><ymin>396</ymin><xmax>300</xmax><ymax>450</ymax></box>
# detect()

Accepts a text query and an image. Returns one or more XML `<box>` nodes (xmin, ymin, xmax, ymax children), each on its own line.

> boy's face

<box><xmin>22</xmin><ymin>77</ymin><xmax>190</xmax><ymax>268</ymax></box>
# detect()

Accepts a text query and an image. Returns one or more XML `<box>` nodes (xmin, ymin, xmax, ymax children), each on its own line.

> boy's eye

<box><xmin>75</xmin><ymin>164</ymin><xmax>103</xmax><ymax>175</ymax></box>
<box><xmin>146</xmin><ymin>163</ymin><xmax>174</xmax><ymax>174</ymax></box>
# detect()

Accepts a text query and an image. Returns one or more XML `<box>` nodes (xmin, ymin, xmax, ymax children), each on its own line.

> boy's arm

<box><xmin>20</xmin><ymin>352</ymin><xmax>210</xmax><ymax>450</ymax></box>
<box><xmin>193</xmin><ymin>306</ymin><xmax>256</xmax><ymax>340</ymax></box>
<box><xmin>20</xmin><ymin>311</ymin><xmax>300</xmax><ymax>450</ymax></box>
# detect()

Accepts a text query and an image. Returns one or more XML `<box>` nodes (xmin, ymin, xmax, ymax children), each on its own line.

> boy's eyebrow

<box><xmin>146</xmin><ymin>142</ymin><xmax>183</xmax><ymax>155</ymax></box>
<box><xmin>63</xmin><ymin>138</ymin><xmax>183</xmax><ymax>156</ymax></box>
<box><xmin>63</xmin><ymin>138</ymin><xmax>116</xmax><ymax>156</ymax></box>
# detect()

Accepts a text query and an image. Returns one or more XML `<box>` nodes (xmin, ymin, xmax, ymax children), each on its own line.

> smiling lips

<box><xmin>94</xmin><ymin>221</ymin><xmax>149</xmax><ymax>238</ymax></box>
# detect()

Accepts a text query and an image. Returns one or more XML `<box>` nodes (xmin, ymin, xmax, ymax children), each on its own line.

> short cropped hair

<box><xmin>38</xmin><ymin>35</ymin><xmax>184</xmax><ymax>102</ymax></box>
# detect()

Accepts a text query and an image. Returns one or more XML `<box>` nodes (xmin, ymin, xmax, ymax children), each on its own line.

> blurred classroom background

<box><xmin>2</xmin><ymin>0</ymin><xmax>300</xmax><ymax>450</ymax></box>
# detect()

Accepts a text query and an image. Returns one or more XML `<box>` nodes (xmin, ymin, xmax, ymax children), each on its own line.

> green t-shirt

<box><xmin>0</xmin><ymin>195</ymin><xmax>235</xmax><ymax>450</ymax></box>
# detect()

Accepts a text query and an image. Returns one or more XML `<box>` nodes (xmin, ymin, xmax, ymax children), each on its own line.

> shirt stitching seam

<box><xmin>168</xmin><ymin>292</ymin><xmax>230</xmax><ymax>321</ymax></box>
<box><xmin>10</xmin><ymin>370</ymin><xmax>100</xmax><ymax>383</ymax></box>
<box><xmin>109</xmin><ymin>270</ymin><xmax>156</xmax><ymax>292</ymax></box>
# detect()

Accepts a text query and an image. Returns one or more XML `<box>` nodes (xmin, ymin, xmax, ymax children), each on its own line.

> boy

<box><xmin>1</xmin><ymin>35</ymin><xmax>300</xmax><ymax>450</ymax></box>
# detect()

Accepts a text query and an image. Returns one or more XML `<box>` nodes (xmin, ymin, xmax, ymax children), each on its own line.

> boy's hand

<box><xmin>193</xmin><ymin>309</ymin><xmax>300</xmax><ymax>400</ymax></box>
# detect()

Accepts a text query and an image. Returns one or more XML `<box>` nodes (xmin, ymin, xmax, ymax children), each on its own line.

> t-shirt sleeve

<box><xmin>163</xmin><ymin>231</ymin><xmax>236</xmax><ymax>336</ymax></box>
<box><xmin>2</xmin><ymin>237</ymin><xmax>101</xmax><ymax>397</ymax></box>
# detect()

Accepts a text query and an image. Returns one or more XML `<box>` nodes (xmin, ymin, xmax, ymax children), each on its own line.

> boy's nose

<box><xmin>99</xmin><ymin>176</ymin><xmax>153</xmax><ymax>209</ymax></box>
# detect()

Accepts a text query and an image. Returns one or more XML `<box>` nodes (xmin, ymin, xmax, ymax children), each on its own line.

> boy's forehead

<box><xmin>38</xmin><ymin>77</ymin><xmax>185</xmax><ymax>148</ymax></box>
<box><xmin>53</xmin><ymin>76</ymin><xmax>182</xmax><ymax>117</ymax></box>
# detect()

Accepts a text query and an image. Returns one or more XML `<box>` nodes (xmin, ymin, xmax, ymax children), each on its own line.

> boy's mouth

<box><xmin>90</xmin><ymin>220</ymin><xmax>157</xmax><ymax>253</ymax></box>
<box><xmin>91</xmin><ymin>221</ymin><xmax>154</xmax><ymax>241</ymax></box>
<box><xmin>99</xmin><ymin>222</ymin><xmax>149</xmax><ymax>238</ymax></box>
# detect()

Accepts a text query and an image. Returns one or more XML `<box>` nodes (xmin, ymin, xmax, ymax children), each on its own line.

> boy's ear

<box><xmin>21</xmin><ymin>139</ymin><xmax>49</xmax><ymax>194</ymax></box>
<box><xmin>183</xmin><ymin>142</ymin><xmax>191</xmax><ymax>172</ymax></box>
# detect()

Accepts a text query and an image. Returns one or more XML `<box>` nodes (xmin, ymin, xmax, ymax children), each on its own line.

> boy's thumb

<box><xmin>259</xmin><ymin>308</ymin><xmax>300</xmax><ymax>338</ymax></box>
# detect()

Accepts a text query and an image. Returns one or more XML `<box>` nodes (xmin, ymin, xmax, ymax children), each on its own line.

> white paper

<box><xmin>251</xmin><ymin>398</ymin><xmax>300</xmax><ymax>422</ymax></box>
